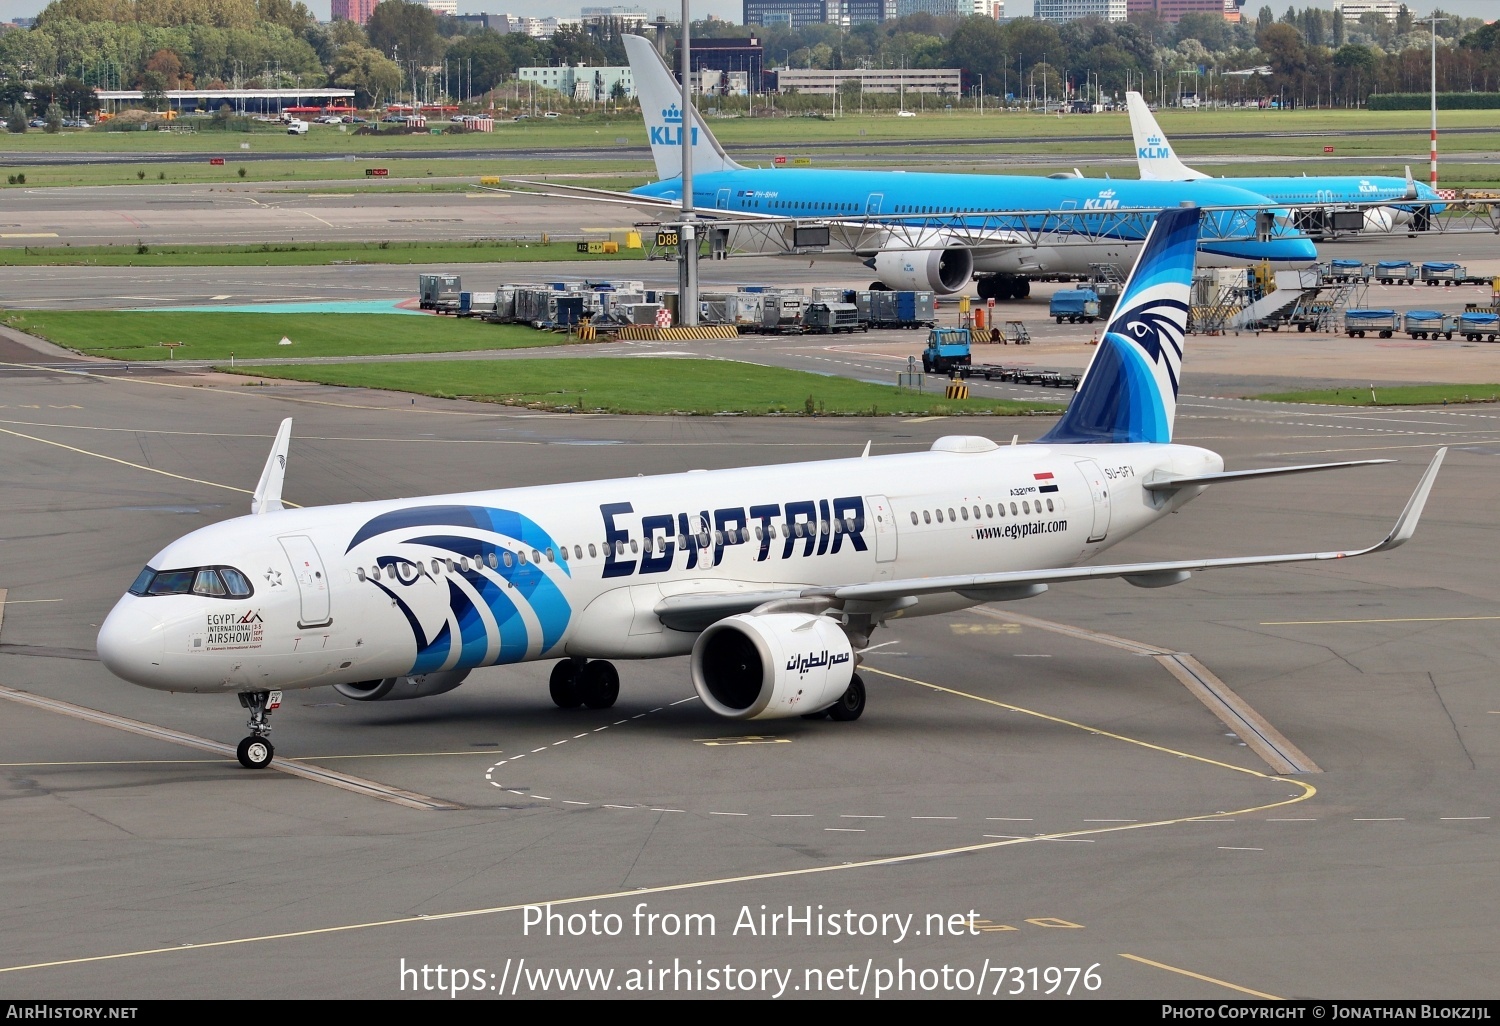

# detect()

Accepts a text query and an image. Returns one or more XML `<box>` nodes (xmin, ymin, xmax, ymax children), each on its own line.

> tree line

<box><xmin>1</xmin><ymin>0</ymin><xmax>1498</xmax><ymax>118</ymax></box>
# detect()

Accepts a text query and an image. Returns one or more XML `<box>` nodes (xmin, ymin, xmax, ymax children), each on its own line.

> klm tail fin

<box><xmin>622</xmin><ymin>34</ymin><xmax>743</xmax><ymax>182</ymax></box>
<box><xmin>1037</xmin><ymin>206</ymin><xmax>1199</xmax><ymax>445</ymax></box>
<box><xmin>1127</xmin><ymin>92</ymin><xmax>1209</xmax><ymax>182</ymax></box>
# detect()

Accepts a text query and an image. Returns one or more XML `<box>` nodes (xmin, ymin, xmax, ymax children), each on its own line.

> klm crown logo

<box><xmin>650</xmin><ymin>103</ymin><xmax>697</xmax><ymax>147</ymax></box>
<box><xmin>1084</xmin><ymin>187</ymin><xmax>1120</xmax><ymax>211</ymax></box>
<box><xmin>1138</xmin><ymin>133</ymin><xmax>1173</xmax><ymax>161</ymax></box>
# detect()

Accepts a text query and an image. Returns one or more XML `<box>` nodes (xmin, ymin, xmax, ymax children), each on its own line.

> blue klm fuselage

<box><xmin>630</xmin><ymin>167</ymin><xmax>1318</xmax><ymax>264</ymax></box>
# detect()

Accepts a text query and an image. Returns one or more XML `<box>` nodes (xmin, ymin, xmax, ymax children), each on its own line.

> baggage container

<box><xmin>1420</xmin><ymin>261</ymin><xmax>1466</xmax><ymax>286</ymax></box>
<box><xmin>1049</xmin><ymin>288</ymin><xmax>1100</xmax><ymax>323</ymax></box>
<box><xmin>418</xmin><ymin>273</ymin><xmax>461</xmax><ymax>311</ymax></box>
<box><xmin>894</xmin><ymin>290</ymin><xmax>935</xmax><ymax>327</ymax></box>
<box><xmin>1325</xmin><ymin>258</ymin><xmax>1370</xmax><ymax>283</ymax></box>
<box><xmin>1375</xmin><ymin>261</ymin><xmax>1417</xmax><ymax>285</ymax></box>
<box><xmin>1344</xmin><ymin>308</ymin><xmax>1399</xmax><ymax>337</ymax></box>
<box><xmin>1455</xmin><ymin>310</ymin><xmax>1500</xmax><ymax>341</ymax></box>
<box><xmin>459</xmin><ymin>291</ymin><xmax>496</xmax><ymax>317</ymax></box>
<box><xmin>1402</xmin><ymin>310</ymin><xmax>1451</xmax><ymax>339</ymax></box>
<box><xmin>488</xmin><ymin>286</ymin><xmax>517</xmax><ymax>322</ymax></box>
<box><xmin>804</xmin><ymin>302</ymin><xmax>862</xmax><ymax>334</ymax></box>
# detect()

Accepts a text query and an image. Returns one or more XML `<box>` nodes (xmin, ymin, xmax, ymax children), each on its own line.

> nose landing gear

<box><xmin>236</xmin><ymin>690</ymin><xmax>281</xmax><ymax>769</ymax></box>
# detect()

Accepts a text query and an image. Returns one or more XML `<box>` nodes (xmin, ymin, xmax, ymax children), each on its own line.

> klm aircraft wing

<box><xmin>478</xmin><ymin>179</ymin><xmax>791</xmax><ymax>220</ymax></box>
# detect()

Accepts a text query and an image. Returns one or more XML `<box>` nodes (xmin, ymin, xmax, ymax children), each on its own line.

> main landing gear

<box><xmin>975</xmin><ymin>274</ymin><xmax>1031</xmax><ymax>301</ymax></box>
<box><xmin>236</xmin><ymin>690</ymin><xmax>282</xmax><ymax>769</ymax></box>
<box><xmin>800</xmin><ymin>673</ymin><xmax>867</xmax><ymax>722</ymax></box>
<box><xmin>549</xmin><ymin>658</ymin><xmax>620</xmax><ymax>710</ymax></box>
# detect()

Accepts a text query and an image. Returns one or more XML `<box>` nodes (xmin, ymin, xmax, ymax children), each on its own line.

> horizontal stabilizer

<box><xmin>1144</xmin><ymin>458</ymin><xmax>1396</xmax><ymax>492</ymax></box>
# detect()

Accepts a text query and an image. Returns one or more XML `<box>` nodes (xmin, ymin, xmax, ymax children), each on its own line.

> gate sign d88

<box><xmin>655</xmin><ymin>230</ymin><xmax>680</xmax><ymax>248</ymax></box>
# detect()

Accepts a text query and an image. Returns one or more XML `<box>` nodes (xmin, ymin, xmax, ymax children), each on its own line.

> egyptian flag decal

<box><xmin>1034</xmin><ymin>472</ymin><xmax>1059</xmax><ymax>494</ymax></box>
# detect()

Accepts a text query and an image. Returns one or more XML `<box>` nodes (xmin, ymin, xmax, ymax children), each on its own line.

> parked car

<box><xmin>286</xmin><ymin>118</ymin><xmax>308</xmax><ymax>135</ymax></box>
<box><xmin>542</xmin><ymin>111</ymin><xmax>560</xmax><ymax>118</ymax></box>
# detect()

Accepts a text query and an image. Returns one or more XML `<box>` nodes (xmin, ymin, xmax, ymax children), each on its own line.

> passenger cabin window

<box><xmin>129</xmin><ymin>565</ymin><xmax>253</xmax><ymax>599</ymax></box>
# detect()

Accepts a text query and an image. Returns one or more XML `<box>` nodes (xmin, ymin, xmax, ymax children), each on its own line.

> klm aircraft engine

<box><xmin>691</xmin><ymin>613</ymin><xmax>855</xmax><ymax>720</ymax></box>
<box><xmin>333</xmin><ymin>669</ymin><xmax>471</xmax><ymax>702</ymax></box>
<box><xmin>870</xmin><ymin>246</ymin><xmax>974</xmax><ymax>295</ymax></box>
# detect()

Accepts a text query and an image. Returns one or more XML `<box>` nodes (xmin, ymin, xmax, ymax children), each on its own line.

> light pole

<box><xmin>1429</xmin><ymin>13</ymin><xmax>1450</xmax><ymax>188</ymax></box>
<box><xmin>678</xmin><ymin>0</ymin><xmax>698</xmax><ymax>326</ymax></box>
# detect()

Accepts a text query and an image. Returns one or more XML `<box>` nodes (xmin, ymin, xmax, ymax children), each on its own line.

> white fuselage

<box><xmin>97</xmin><ymin>439</ymin><xmax>1222</xmax><ymax>694</ymax></box>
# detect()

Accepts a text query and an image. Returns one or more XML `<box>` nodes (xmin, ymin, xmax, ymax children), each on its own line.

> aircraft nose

<box><xmin>97</xmin><ymin>598</ymin><xmax>167</xmax><ymax>687</ymax></box>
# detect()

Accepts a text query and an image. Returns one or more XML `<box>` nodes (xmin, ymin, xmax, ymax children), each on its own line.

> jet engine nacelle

<box><xmin>691</xmin><ymin>612</ymin><xmax>854</xmax><ymax>720</ymax></box>
<box><xmin>872</xmin><ymin>247</ymin><xmax>974</xmax><ymax>295</ymax></box>
<box><xmin>334</xmin><ymin>669</ymin><xmax>470</xmax><ymax>702</ymax></box>
<box><xmin>1365</xmin><ymin>206</ymin><xmax>1411</xmax><ymax>232</ymax></box>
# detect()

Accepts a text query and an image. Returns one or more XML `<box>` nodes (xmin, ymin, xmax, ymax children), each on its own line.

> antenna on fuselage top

<box><xmin>252</xmin><ymin>418</ymin><xmax>293</xmax><ymax>515</ymax></box>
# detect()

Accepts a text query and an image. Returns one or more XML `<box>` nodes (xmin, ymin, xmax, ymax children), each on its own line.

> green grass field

<box><xmin>0</xmin><ymin>239</ymin><xmax>645</xmax><ymax>267</ymax></box>
<box><xmin>2</xmin><ymin>106</ymin><xmax>1497</xmax><ymax>195</ymax></box>
<box><xmin>1</xmin><ymin>106</ymin><xmax>1494</xmax><ymax>151</ymax></box>
<box><xmin>1255</xmin><ymin>384</ymin><xmax>1500</xmax><ymax>406</ymax></box>
<box><xmin>230</xmin><ymin>357</ymin><xmax>1062</xmax><ymax>416</ymax></box>
<box><xmin>0</xmin><ymin>310</ymin><xmax>566</xmax><ymax>361</ymax></box>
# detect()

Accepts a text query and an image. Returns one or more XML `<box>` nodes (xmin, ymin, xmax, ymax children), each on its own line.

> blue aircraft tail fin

<box><xmin>1037</xmin><ymin>205</ymin><xmax>1200</xmax><ymax>445</ymax></box>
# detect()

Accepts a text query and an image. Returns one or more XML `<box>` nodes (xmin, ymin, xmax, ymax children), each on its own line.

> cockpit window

<box><xmin>129</xmin><ymin>566</ymin><xmax>254</xmax><ymax>599</ymax></box>
<box><xmin>128</xmin><ymin>567</ymin><xmax>156</xmax><ymax>596</ymax></box>
<box><xmin>219</xmin><ymin>567</ymin><xmax>252</xmax><ymax>597</ymax></box>
<box><xmin>194</xmin><ymin>569</ymin><xmax>227</xmax><ymax>597</ymax></box>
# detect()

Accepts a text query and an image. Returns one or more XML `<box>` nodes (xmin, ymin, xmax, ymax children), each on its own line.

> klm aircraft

<box><xmin>98</xmin><ymin>207</ymin><xmax>1440</xmax><ymax>769</ymax></box>
<box><xmin>1126</xmin><ymin>92</ymin><xmax>1444</xmax><ymax>234</ymax></box>
<box><xmin>511</xmin><ymin>35</ymin><xmax>1316</xmax><ymax>301</ymax></box>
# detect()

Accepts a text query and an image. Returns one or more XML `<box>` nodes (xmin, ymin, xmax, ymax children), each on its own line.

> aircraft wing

<box><xmin>481</xmin><ymin>179</ymin><xmax>787</xmax><ymax>220</ymax></box>
<box><xmin>654</xmin><ymin>448</ymin><xmax>1444</xmax><ymax>628</ymax></box>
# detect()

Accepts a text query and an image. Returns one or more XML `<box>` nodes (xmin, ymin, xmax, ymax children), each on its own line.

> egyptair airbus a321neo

<box><xmin>97</xmin><ymin>207</ymin><xmax>1444</xmax><ymax>769</ymax></box>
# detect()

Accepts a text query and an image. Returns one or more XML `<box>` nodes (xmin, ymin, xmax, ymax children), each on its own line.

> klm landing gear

<box><xmin>976</xmin><ymin>274</ymin><xmax>1030</xmax><ymax>302</ymax></box>
<box><xmin>800</xmin><ymin>673</ymin><xmax>866</xmax><ymax>722</ymax></box>
<box><xmin>549</xmin><ymin>659</ymin><xmax>619</xmax><ymax>710</ymax></box>
<box><xmin>236</xmin><ymin>690</ymin><xmax>281</xmax><ymax>769</ymax></box>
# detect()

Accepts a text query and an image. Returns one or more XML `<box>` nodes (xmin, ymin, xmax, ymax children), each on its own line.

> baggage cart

<box><xmin>1455</xmin><ymin>310</ymin><xmax>1500</xmax><ymax>342</ymax></box>
<box><xmin>1374</xmin><ymin>261</ymin><xmax>1417</xmax><ymax>285</ymax></box>
<box><xmin>1344</xmin><ymin>308</ymin><xmax>1399</xmax><ymax>338</ymax></box>
<box><xmin>1420</xmin><ymin>261</ymin><xmax>1466</xmax><ymax>286</ymax></box>
<box><xmin>1402</xmin><ymin>310</ymin><xmax>1452</xmax><ymax>339</ymax></box>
